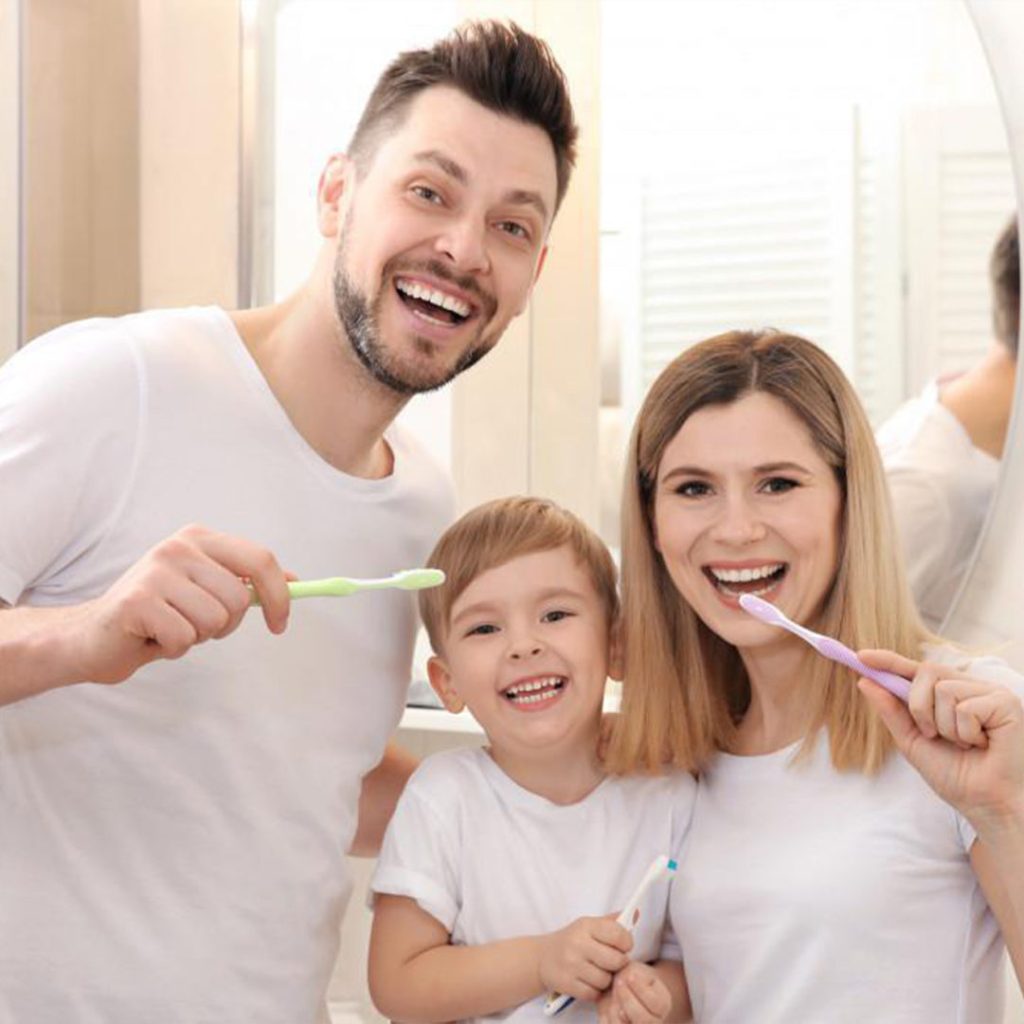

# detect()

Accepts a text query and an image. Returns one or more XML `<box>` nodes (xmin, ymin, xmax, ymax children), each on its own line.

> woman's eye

<box><xmin>762</xmin><ymin>476</ymin><xmax>798</xmax><ymax>494</ymax></box>
<box><xmin>674</xmin><ymin>480</ymin><xmax>710</xmax><ymax>498</ymax></box>
<box><xmin>465</xmin><ymin>623</ymin><xmax>498</xmax><ymax>637</ymax></box>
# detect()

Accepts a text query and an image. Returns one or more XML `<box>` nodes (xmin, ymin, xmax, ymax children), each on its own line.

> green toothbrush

<box><xmin>249</xmin><ymin>568</ymin><xmax>445</xmax><ymax>605</ymax></box>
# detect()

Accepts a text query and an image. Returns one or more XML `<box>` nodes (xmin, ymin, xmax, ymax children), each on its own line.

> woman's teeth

<box><xmin>707</xmin><ymin>564</ymin><xmax>786</xmax><ymax>596</ymax></box>
<box><xmin>503</xmin><ymin>677</ymin><xmax>566</xmax><ymax>704</ymax></box>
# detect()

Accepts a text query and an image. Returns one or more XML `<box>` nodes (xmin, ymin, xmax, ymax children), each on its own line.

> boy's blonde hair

<box><xmin>419</xmin><ymin>496</ymin><xmax>619</xmax><ymax>653</ymax></box>
<box><xmin>606</xmin><ymin>329</ymin><xmax>929</xmax><ymax>777</ymax></box>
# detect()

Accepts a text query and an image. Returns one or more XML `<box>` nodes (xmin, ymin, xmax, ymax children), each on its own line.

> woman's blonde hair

<box><xmin>606</xmin><ymin>330</ymin><xmax>927</xmax><ymax>776</ymax></box>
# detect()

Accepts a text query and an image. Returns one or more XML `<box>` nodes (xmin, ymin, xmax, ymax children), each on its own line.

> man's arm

<box><xmin>0</xmin><ymin>525</ymin><xmax>291</xmax><ymax>707</ymax></box>
<box><xmin>368</xmin><ymin>893</ymin><xmax>632</xmax><ymax>1023</ymax></box>
<box><xmin>349</xmin><ymin>742</ymin><xmax>419</xmax><ymax>857</ymax></box>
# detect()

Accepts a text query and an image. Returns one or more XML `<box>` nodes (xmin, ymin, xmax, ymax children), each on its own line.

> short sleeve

<box><xmin>369</xmin><ymin>770</ymin><xmax>462</xmax><ymax>932</ymax></box>
<box><xmin>0</xmin><ymin>322</ymin><xmax>141</xmax><ymax>605</ymax></box>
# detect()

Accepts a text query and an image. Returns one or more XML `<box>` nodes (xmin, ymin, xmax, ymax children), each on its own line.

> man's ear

<box><xmin>607</xmin><ymin>616</ymin><xmax>625</xmax><ymax>683</ymax></box>
<box><xmin>426</xmin><ymin>655</ymin><xmax>465</xmax><ymax>714</ymax></box>
<box><xmin>316</xmin><ymin>153</ymin><xmax>353</xmax><ymax>238</ymax></box>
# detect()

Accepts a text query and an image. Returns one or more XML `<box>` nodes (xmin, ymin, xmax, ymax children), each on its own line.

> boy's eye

<box><xmin>761</xmin><ymin>476</ymin><xmax>798</xmax><ymax>494</ymax></box>
<box><xmin>673</xmin><ymin>480</ymin><xmax>711</xmax><ymax>498</ymax></box>
<box><xmin>541</xmin><ymin>609</ymin><xmax>573</xmax><ymax>623</ymax></box>
<box><xmin>465</xmin><ymin>623</ymin><xmax>498</xmax><ymax>638</ymax></box>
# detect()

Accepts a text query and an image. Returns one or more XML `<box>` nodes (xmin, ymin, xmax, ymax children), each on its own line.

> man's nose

<box><xmin>435</xmin><ymin>214</ymin><xmax>490</xmax><ymax>275</ymax></box>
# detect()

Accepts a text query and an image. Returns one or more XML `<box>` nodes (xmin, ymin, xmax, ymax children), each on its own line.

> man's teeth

<box><xmin>396</xmin><ymin>279</ymin><xmax>471</xmax><ymax>317</ymax></box>
<box><xmin>503</xmin><ymin>676</ymin><xmax>565</xmax><ymax>704</ymax></box>
<box><xmin>709</xmin><ymin>564</ymin><xmax>783</xmax><ymax>583</ymax></box>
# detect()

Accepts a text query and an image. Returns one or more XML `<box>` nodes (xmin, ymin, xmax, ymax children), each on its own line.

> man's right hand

<box><xmin>68</xmin><ymin>524</ymin><xmax>291</xmax><ymax>684</ymax></box>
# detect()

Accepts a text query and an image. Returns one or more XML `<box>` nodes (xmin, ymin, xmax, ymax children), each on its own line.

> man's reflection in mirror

<box><xmin>878</xmin><ymin>215</ymin><xmax>1019</xmax><ymax>630</ymax></box>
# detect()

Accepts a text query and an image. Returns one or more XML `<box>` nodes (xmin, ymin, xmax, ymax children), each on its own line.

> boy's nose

<box><xmin>508</xmin><ymin>641</ymin><xmax>543</xmax><ymax>660</ymax></box>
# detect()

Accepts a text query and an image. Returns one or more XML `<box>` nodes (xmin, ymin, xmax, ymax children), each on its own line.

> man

<box><xmin>878</xmin><ymin>216</ymin><xmax>1019</xmax><ymax>631</ymax></box>
<box><xmin>0</xmin><ymin>21</ymin><xmax>576</xmax><ymax>1023</ymax></box>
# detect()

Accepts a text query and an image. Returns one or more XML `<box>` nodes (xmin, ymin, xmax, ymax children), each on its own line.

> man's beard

<box><xmin>333</xmin><ymin>248</ymin><xmax>497</xmax><ymax>396</ymax></box>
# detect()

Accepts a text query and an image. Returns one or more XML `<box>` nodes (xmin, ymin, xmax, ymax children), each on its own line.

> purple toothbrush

<box><xmin>738</xmin><ymin>593</ymin><xmax>912</xmax><ymax>702</ymax></box>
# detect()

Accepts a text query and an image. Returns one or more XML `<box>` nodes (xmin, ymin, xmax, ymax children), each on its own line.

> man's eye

<box><xmin>674</xmin><ymin>481</ymin><xmax>710</xmax><ymax>498</ymax></box>
<box><xmin>497</xmin><ymin>220</ymin><xmax>529</xmax><ymax>240</ymax></box>
<box><xmin>762</xmin><ymin>477</ymin><xmax>798</xmax><ymax>494</ymax></box>
<box><xmin>412</xmin><ymin>185</ymin><xmax>443</xmax><ymax>204</ymax></box>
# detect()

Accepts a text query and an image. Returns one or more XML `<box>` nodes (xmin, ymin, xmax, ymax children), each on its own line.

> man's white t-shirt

<box><xmin>671</xmin><ymin>656</ymin><xmax>1023</xmax><ymax>1024</ymax></box>
<box><xmin>0</xmin><ymin>308</ymin><xmax>454</xmax><ymax>1024</ymax></box>
<box><xmin>371</xmin><ymin>746</ymin><xmax>696</xmax><ymax>1022</ymax></box>
<box><xmin>877</xmin><ymin>382</ymin><xmax>999</xmax><ymax>631</ymax></box>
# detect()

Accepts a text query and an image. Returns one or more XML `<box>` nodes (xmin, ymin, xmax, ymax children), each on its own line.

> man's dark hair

<box><xmin>347</xmin><ymin>20</ymin><xmax>578</xmax><ymax>212</ymax></box>
<box><xmin>991</xmin><ymin>215</ymin><xmax>1020</xmax><ymax>357</ymax></box>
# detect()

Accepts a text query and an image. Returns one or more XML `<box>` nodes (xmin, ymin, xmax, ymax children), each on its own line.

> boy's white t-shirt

<box><xmin>672</xmin><ymin>656</ymin><xmax>1024</xmax><ymax>1024</ymax></box>
<box><xmin>371</xmin><ymin>746</ymin><xmax>696</xmax><ymax>1023</ymax></box>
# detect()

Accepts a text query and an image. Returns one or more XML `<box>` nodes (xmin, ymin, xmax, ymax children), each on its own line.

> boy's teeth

<box><xmin>710</xmin><ymin>564</ymin><xmax>783</xmax><ymax>583</ymax></box>
<box><xmin>504</xmin><ymin>676</ymin><xmax>565</xmax><ymax>702</ymax></box>
<box><xmin>396</xmin><ymin>278</ymin><xmax>471</xmax><ymax>317</ymax></box>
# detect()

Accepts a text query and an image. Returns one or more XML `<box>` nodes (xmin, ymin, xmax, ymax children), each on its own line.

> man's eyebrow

<box><xmin>413</xmin><ymin>149</ymin><xmax>468</xmax><ymax>185</ymax></box>
<box><xmin>412</xmin><ymin>150</ymin><xmax>549</xmax><ymax>223</ymax></box>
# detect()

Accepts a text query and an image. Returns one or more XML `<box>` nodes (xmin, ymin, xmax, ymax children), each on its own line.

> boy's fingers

<box><xmin>594</xmin><ymin>915</ymin><xmax>634</xmax><ymax>953</ymax></box>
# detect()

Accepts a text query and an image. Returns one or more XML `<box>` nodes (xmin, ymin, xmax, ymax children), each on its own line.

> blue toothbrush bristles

<box><xmin>668</xmin><ymin>859</ymin><xmax>678</xmax><ymax>871</ymax></box>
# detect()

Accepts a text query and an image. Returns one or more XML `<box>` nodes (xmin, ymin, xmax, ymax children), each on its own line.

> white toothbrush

<box><xmin>738</xmin><ymin>593</ymin><xmax>911</xmax><ymax>702</ymax></box>
<box><xmin>249</xmin><ymin>567</ymin><xmax>445</xmax><ymax>605</ymax></box>
<box><xmin>543</xmin><ymin>855</ymin><xmax>679</xmax><ymax>1017</ymax></box>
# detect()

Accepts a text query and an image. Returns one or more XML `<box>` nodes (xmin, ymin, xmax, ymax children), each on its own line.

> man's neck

<box><xmin>939</xmin><ymin>344</ymin><xmax>1017</xmax><ymax>459</ymax></box>
<box><xmin>229</xmin><ymin>282</ymin><xmax>407</xmax><ymax>479</ymax></box>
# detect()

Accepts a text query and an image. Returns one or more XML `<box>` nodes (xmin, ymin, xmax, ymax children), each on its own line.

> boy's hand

<box><xmin>537</xmin><ymin>914</ymin><xmax>632</xmax><ymax>1003</ymax></box>
<box><xmin>597</xmin><ymin>961</ymin><xmax>673</xmax><ymax>1023</ymax></box>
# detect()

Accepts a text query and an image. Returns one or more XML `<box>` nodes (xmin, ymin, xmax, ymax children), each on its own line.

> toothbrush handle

<box><xmin>249</xmin><ymin>578</ymin><xmax>355</xmax><ymax>605</ymax></box>
<box><xmin>817</xmin><ymin>637</ymin><xmax>912</xmax><ymax>702</ymax></box>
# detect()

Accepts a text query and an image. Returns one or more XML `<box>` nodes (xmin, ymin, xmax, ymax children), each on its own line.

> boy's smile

<box><xmin>428</xmin><ymin>545</ymin><xmax>617</xmax><ymax>783</ymax></box>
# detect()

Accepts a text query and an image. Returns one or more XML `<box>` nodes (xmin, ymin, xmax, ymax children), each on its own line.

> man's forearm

<box><xmin>372</xmin><ymin>935</ymin><xmax>544</xmax><ymax>1022</ymax></box>
<box><xmin>0</xmin><ymin>604</ymin><xmax>89</xmax><ymax>706</ymax></box>
<box><xmin>349</xmin><ymin>741</ymin><xmax>419</xmax><ymax>856</ymax></box>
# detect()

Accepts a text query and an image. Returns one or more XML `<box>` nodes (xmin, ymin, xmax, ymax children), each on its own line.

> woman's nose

<box><xmin>710</xmin><ymin>496</ymin><xmax>767</xmax><ymax>545</ymax></box>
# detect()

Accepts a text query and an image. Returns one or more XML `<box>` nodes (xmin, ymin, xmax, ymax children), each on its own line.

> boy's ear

<box><xmin>427</xmin><ymin>655</ymin><xmax>465</xmax><ymax>714</ymax></box>
<box><xmin>607</xmin><ymin>617</ymin><xmax>624</xmax><ymax>683</ymax></box>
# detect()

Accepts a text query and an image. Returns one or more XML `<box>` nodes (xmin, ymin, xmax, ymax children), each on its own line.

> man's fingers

<box><xmin>188</xmin><ymin>529</ymin><xmax>291</xmax><ymax>633</ymax></box>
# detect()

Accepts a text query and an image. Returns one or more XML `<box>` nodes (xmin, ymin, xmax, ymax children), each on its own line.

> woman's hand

<box><xmin>597</xmin><ymin>962</ymin><xmax>674</xmax><ymax>1023</ymax></box>
<box><xmin>857</xmin><ymin>650</ymin><xmax>1024</xmax><ymax>836</ymax></box>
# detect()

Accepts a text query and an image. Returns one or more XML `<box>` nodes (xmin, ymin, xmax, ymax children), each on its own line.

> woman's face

<box><xmin>652</xmin><ymin>391</ymin><xmax>843</xmax><ymax>652</ymax></box>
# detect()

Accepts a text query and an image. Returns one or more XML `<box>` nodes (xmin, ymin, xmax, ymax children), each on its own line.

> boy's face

<box><xmin>428</xmin><ymin>545</ymin><xmax>617</xmax><ymax>761</ymax></box>
<box><xmin>319</xmin><ymin>85</ymin><xmax>558</xmax><ymax>395</ymax></box>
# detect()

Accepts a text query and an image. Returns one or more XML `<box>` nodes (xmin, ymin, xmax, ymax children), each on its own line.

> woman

<box><xmin>606</xmin><ymin>329</ymin><xmax>1024</xmax><ymax>1022</ymax></box>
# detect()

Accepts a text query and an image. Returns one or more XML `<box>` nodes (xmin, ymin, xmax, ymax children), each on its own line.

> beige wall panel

<box><xmin>0</xmin><ymin>0</ymin><xmax>18</xmax><ymax>362</ymax></box>
<box><xmin>528</xmin><ymin>0</ymin><xmax>600</xmax><ymax>525</ymax></box>
<box><xmin>24</xmin><ymin>0</ymin><xmax>139</xmax><ymax>340</ymax></box>
<box><xmin>139</xmin><ymin>0</ymin><xmax>240</xmax><ymax>309</ymax></box>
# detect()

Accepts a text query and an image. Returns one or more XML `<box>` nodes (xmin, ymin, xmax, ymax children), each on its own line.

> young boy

<box><xmin>368</xmin><ymin>497</ymin><xmax>694</xmax><ymax>1022</ymax></box>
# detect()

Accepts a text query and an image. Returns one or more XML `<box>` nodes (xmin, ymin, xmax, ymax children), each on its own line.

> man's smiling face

<box><xmin>325</xmin><ymin>85</ymin><xmax>558</xmax><ymax>395</ymax></box>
